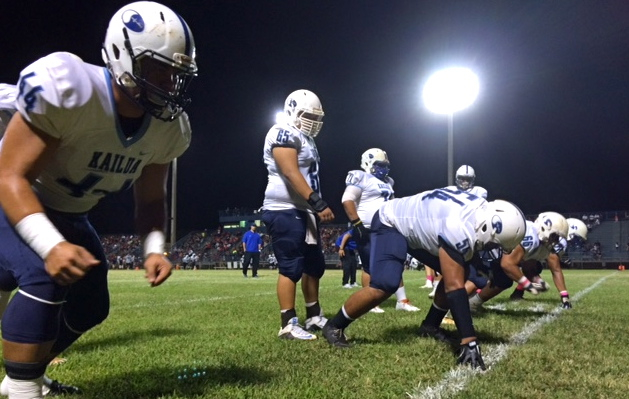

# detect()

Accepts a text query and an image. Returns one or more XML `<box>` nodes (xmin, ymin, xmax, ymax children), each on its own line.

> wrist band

<box><xmin>350</xmin><ymin>218</ymin><xmax>361</xmax><ymax>225</ymax></box>
<box><xmin>144</xmin><ymin>230</ymin><xmax>165</xmax><ymax>257</ymax></box>
<box><xmin>14</xmin><ymin>212</ymin><xmax>66</xmax><ymax>260</ymax></box>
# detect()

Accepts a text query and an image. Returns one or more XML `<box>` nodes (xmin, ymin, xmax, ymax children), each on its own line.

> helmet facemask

<box><xmin>116</xmin><ymin>31</ymin><xmax>196</xmax><ymax>121</ymax></box>
<box><xmin>283</xmin><ymin>90</ymin><xmax>324</xmax><ymax>137</ymax></box>
<box><xmin>294</xmin><ymin>109</ymin><xmax>324</xmax><ymax>137</ymax></box>
<box><xmin>371</xmin><ymin>161</ymin><xmax>390</xmax><ymax>180</ymax></box>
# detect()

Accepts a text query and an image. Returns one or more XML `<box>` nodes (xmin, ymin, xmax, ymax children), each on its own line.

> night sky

<box><xmin>2</xmin><ymin>1</ymin><xmax>629</xmax><ymax>235</ymax></box>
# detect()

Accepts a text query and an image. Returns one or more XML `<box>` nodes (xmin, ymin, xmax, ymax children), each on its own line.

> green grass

<box><xmin>31</xmin><ymin>269</ymin><xmax>628</xmax><ymax>398</ymax></box>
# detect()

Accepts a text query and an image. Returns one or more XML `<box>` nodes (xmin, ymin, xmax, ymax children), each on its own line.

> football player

<box><xmin>468</xmin><ymin>212</ymin><xmax>572</xmax><ymax>311</ymax></box>
<box><xmin>261</xmin><ymin>89</ymin><xmax>334</xmax><ymax>341</ymax></box>
<box><xmin>341</xmin><ymin>148</ymin><xmax>419</xmax><ymax>313</ymax></box>
<box><xmin>0</xmin><ymin>2</ymin><xmax>197</xmax><ymax>397</ymax></box>
<box><xmin>508</xmin><ymin>217</ymin><xmax>588</xmax><ymax>302</ymax></box>
<box><xmin>323</xmin><ymin>188</ymin><xmax>526</xmax><ymax>370</ymax></box>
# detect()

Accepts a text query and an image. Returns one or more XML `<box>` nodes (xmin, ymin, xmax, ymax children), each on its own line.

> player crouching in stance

<box><xmin>322</xmin><ymin>188</ymin><xmax>526</xmax><ymax>370</ymax></box>
<box><xmin>468</xmin><ymin>212</ymin><xmax>571</xmax><ymax>311</ymax></box>
<box><xmin>0</xmin><ymin>2</ymin><xmax>197</xmax><ymax>397</ymax></box>
<box><xmin>508</xmin><ymin>217</ymin><xmax>587</xmax><ymax>304</ymax></box>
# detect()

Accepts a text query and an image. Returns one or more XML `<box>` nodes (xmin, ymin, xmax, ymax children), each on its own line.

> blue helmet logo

<box><xmin>122</xmin><ymin>10</ymin><xmax>145</xmax><ymax>32</ymax></box>
<box><xmin>491</xmin><ymin>215</ymin><xmax>503</xmax><ymax>234</ymax></box>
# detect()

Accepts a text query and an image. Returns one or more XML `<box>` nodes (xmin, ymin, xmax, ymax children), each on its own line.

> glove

<box><xmin>350</xmin><ymin>219</ymin><xmax>369</xmax><ymax>244</ymax></box>
<box><xmin>561</xmin><ymin>293</ymin><xmax>572</xmax><ymax>309</ymax></box>
<box><xmin>523</xmin><ymin>279</ymin><xmax>543</xmax><ymax>295</ymax></box>
<box><xmin>307</xmin><ymin>192</ymin><xmax>329</xmax><ymax>213</ymax></box>
<box><xmin>457</xmin><ymin>341</ymin><xmax>486</xmax><ymax>371</ymax></box>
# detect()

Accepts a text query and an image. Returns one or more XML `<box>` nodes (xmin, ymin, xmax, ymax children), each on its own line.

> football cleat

<box><xmin>304</xmin><ymin>315</ymin><xmax>328</xmax><ymax>332</ymax></box>
<box><xmin>421</xmin><ymin>282</ymin><xmax>434</xmax><ymax>289</ymax></box>
<box><xmin>278</xmin><ymin>317</ymin><xmax>317</xmax><ymax>340</ymax></box>
<box><xmin>418</xmin><ymin>323</ymin><xmax>456</xmax><ymax>345</ymax></box>
<box><xmin>369</xmin><ymin>306</ymin><xmax>385</xmax><ymax>313</ymax></box>
<box><xmin>396</xmin><ymin>299</ymin><xmax>419</xmax><ymax>312</ymax></box>
<box><xmin>342</xmin><ymin>284</ymin><xmax>352</xmax><ymax>288</ymax></box>
<box><xmin>509</xmin><ymin>289</ymin><xmax>524</xmax><ymax>301</ymax></box>
<box><xmin>43</xmin><ymin>379</ymin><xmax>82</xmax><ymax>396</ymax></box>
<box><xmin>322</xmin><ymin>322</ymin><xmax>350</xmax><ymax>348</ymax></box>
<box><xmin>457</xmin><ymin>341</ymin><xmax>486</xmax><ymax>370</ymax></box>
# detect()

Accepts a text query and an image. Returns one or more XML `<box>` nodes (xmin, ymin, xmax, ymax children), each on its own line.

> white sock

<box><xmin>429</xmin><ymin>281</ymin><xmax>439</xmax><ymax>295</ymax></box>
<box><xmin>394</xmin><ymin>286</ymin><xmax>407</xmax><ymax>302</ymax></box>
<box><xmin>4</xmin><ymin>375</ymin><xmax>44</xmax><ymax>399</ymax></box>
<box><xmin>468</xmin><ymin>293</ymin><xmax>484</xmax><ymax>307</ymax></box>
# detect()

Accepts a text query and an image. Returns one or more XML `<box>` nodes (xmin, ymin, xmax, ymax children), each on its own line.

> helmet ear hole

<box><xmin>112</xmin><ymin>44</ymin><xmax>120</xmax><ymax>60</ymax></box>
<box><xmin>481</xmin><ymin>224</ymin><xmax>487</xmax><ymax>233</ymax></box>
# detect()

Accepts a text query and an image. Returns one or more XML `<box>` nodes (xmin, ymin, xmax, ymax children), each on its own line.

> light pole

<box><xmin>169</xmin><ymin>157</ymin><xmax>178</xmax><ymax>252</ymax></box>
<box><xmin>422</xmin><ymin>67</ymin><xmax>479</xmax><ymax>186</ymax></box>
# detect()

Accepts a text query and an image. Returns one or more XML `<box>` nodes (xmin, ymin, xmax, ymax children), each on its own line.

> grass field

<box><xmin>32</xmin><ymin>268</ymin><xmax>629</xmax><ymax>399</ymax></box>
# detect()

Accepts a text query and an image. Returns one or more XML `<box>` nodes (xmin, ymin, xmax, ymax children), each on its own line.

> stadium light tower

<box><xmin>422</xmin><ymin>67</ymin><xmax>479</xmax><ymax>186</ymax></box>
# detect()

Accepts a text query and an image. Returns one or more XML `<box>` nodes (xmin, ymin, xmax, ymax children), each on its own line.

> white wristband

<box><xmin>14</xmin><ymin>212</ymin><xmax>66</xmax><ymax>260</ymax></box>
<box><xmin>143</xmin><ymin>230</ymin><xmax>165</xmax><ymax>257</ymax></box>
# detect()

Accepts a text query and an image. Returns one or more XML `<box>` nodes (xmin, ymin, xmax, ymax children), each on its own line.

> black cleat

<box><xmin>322</xmin><ymin>322</ymin><xmax>350</xmax><ymax>348</ymax></box>
<box><xmin>457</xmin><ymin>341</ymin><xmax>487</xmax><ymax>370</ymax></box>
<box><xmin>418</xmin><ymin>323</ymin><xmax>456</xmax><ymax>345</ymax></box>
<box><xmin>510</xmin><ymin>289</ymin><xmax>524</xmax><ymax>301</ymax></box>
<box><xmin>44</xmin><ymin>379</ymin><xmax>82</xmax><ymax>396</ymax></box>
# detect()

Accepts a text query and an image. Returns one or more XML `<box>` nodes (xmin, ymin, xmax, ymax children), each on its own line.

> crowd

<box><xmin>100</xmin><ymin>225</ymin><xmax>349</xmax><ymax>269</ymax></box>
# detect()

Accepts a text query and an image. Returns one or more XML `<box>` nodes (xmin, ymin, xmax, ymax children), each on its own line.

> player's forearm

<box><xmin>342</xmin><ymin>200</ymin><xmax>359</xmax><ymax>222</ymax></box>
<box><xmin>0</xmin><ymin>175</ymin><xmax>46</xmax><ymax>225</ymax></box>
<box><xmin>134</xmin><ymin>198</ymin><xmax>167</xmax><ymax>237</ymax></box>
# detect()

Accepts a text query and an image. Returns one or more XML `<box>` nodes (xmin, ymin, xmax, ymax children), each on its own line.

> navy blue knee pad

<box><xmin>2</xmin><ymin>285</ymin><xmax>66</xmax><ymax>343</ymax></box>
<box><xmin>468</xmin><ymin>265</ymin><xmax>488</xmax><ymax>289</ymax></box>
<box><xmin>4</xmin><ymin>360</ymin><xmax>48</xmax><ymax>380</ymax></box>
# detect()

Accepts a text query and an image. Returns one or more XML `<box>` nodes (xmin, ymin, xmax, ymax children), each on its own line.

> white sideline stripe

<box><xmin>407</xmin><ymin>274</ymin><xmax>614</xmax><ymax>399</ymax></box>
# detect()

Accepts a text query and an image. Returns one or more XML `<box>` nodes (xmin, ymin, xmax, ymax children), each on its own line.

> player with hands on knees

<box><xmin>0</xmin><ymin>2</ymin><xmax>197</xmax><ymax>397</ymax></box>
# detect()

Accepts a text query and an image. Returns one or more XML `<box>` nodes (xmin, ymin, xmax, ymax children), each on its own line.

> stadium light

<box><xmin>422</xmin><ymin>67</ymin><xmax>479</xmax><ymax>186</ymax></box>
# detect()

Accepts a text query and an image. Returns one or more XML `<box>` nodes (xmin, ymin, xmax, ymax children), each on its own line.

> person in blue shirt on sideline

<box><xmin>336</xmin><ymin>230</ymin><xmax>358</xmax><ymax>288</ymax></box>
<box><xmin>242</xmin><ymin>224</ymin><xmax>263</xmax><ymax>278</ymax></box>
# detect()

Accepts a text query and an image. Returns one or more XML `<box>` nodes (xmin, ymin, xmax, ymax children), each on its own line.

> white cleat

<box><xmin>369</xmin><ymin>306</ymin><xmax>385</xmax><ymax>313</ymax></box>
<box><xmin>396</xmin><ymin>299</ymin><xmax>420</xmax><ymax>312</ymax></box>
<box><xmin>278</xmin><ymin>317</ymin><xmax>317</xmax><ymax>340</ymax></box>
<box><xmin>421</xmin><ymin>282</ymin><xmax>434</xmax><ymax>289</ymax></box>
<box><xmin>342</xmin><ymin>284</ymin><xmax>352</xmax><ymax>288</ymax></box>
<box><xmin>304</xmin><ymin>315</ymin><xmax>328</xmax><ymax>332</ymax></box>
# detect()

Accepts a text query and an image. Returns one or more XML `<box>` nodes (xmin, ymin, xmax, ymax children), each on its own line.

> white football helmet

<box><xmin>360</xmin><ymin>148</ymin><xmax>390</xmax><ymax>180</ymax></box>
<box><xmin>475</xmin><ymin>200</ymin><xmax>526</xmax><ymax>253</ymax></box>
<box><xmin>534</xmin><ymin>212</ymin><xmax>569</xmax><ymax>246</ymax></box>
<box><xmin>102</xmin><ymin>1</ymin><xmax>198</xmax><ymax>121</ymax></box>
<box><xmin>283</xmin><ymin>90</ymin><xmax>324</xmax><ymax>137</ymax></box>
<box><xmin>455</xmin><ymin>165</ymin><xmax>475</xmax><ymax>190</ymax></box>
<box><xmin>566</xmin><ymin>218</ymin><xmax>588</xmax><ymax>241</ymax></box>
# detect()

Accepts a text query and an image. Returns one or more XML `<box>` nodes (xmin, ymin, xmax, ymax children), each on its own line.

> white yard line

<box><xmin>407</xmin><ymin>273</ymin><xmax>614</xmax><ymax>399</ymax></box>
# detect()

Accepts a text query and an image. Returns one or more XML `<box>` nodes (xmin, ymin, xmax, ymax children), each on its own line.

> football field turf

<box><xmin>32</xmin><ymin>268</ymin><xmax>628</xmax><ymax>398</ymax></box>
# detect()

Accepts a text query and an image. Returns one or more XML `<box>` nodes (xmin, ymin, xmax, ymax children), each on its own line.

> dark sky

<box><xmin>2</xmin><ymin>1</ymin><xmax>629</xmax><ymax>234</ymax></box>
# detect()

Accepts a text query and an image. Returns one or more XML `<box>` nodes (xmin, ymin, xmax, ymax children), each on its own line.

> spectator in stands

<box><xmin>261</xmin><ymin>89</ymin><xmax>334</xmax><ymax>341</ymax></box>
<box><xmin>242</xmin><ymin>224</ymin><xmax>263</xmax><ymax>278</ymax></box>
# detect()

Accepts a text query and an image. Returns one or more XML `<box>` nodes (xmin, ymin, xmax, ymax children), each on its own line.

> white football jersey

<box><xmin>9</xmin><ymin>52</ymin><xmax>191</xmax><ymax>213</ymax></box>
<box><xmin>379</xmin><ymin>188</ymin><xmax>485</xmax><ymax>261</ymax></box>
<box><xmin>521</xmin><ymin>221</ymin><xmax>553</xmax><ymax>261</ymax></box>
<box><xmin>445</xmin><ymin>185</ymin><xmax>488</xmax><ymax>199</ymax></box>
<box><xmin>344</xmin><ymin>170</ymin><xmax>394</xmax><ymax>228</ymax></box>
<box><xmin>262</xmin><ymin>122</ymin><xmax>321</xmax><ymax>212</ymax></box>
